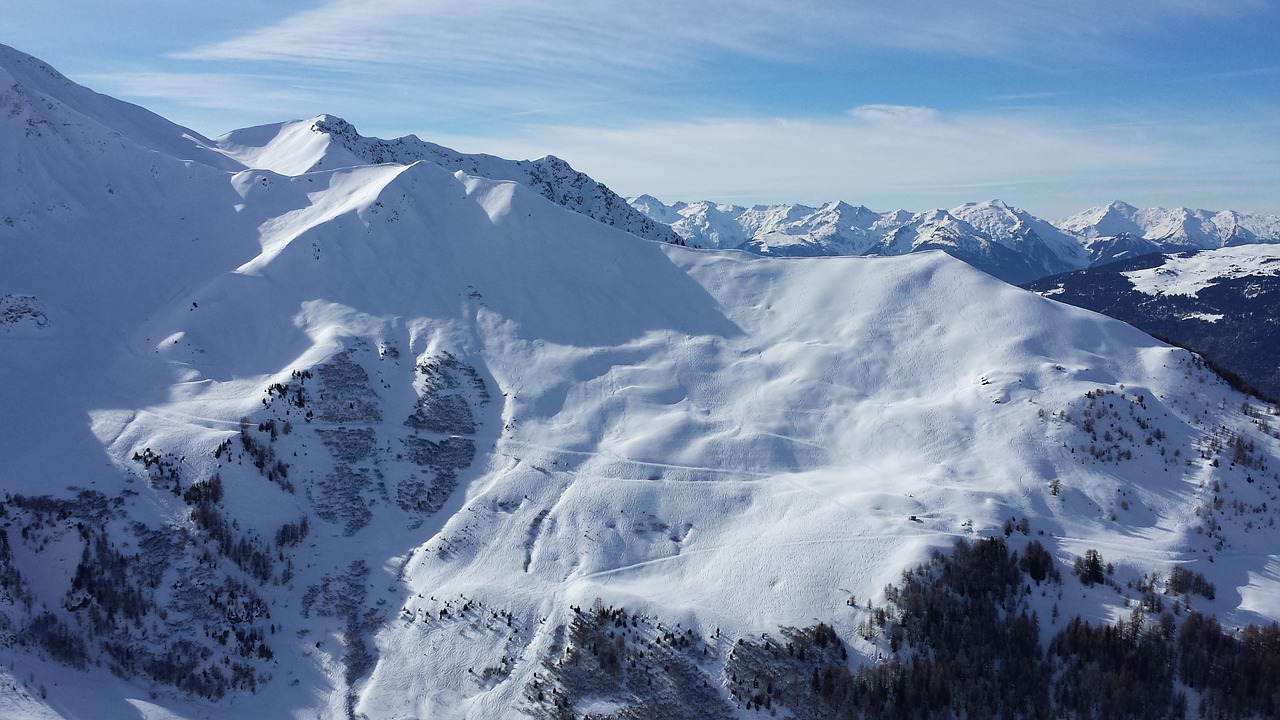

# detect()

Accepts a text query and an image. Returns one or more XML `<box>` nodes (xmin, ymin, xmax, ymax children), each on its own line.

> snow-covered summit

<box><xmin>1059</xmin><ymin>201</ymin><xmax>1280</xmax><ymax>251</ymax></box>
<box><xmin>627</xmin><ymin>193</ymin><xmax>683</xmax><ymax>226</ymax></box>
<box><xmin>1058</xmin><ymin>200</ymin><xmax>1146</xmax><ymax>240</ymax></box>
<box><xmin>950</xmin><ymin>198</ymin><xmax>1091</xmax><ymax>274</ymax></box>
<box><xmin>217</xmin><ymin>114</ymin><xmax>684</xmax><ymax>245</ymax></box>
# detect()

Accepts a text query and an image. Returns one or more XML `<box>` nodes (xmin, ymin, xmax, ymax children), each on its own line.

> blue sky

<box><xmin>7</xmin><ymin>0</ymin><xmax>1280</xmax><ymax>218</ymax></box>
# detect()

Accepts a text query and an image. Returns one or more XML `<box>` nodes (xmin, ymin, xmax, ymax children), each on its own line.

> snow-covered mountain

<box><xmin>630</xmin><ymin>197</ymin><xmax>1090</xmax><ymax>284</ymax></box>
<box><xmin>1058</xmin><ymin>201</ymin><xmax>1280</xmax><ymax>268</ymax></box>
<box><xmin>218</xmin><ymin>116</ymin><xmax>684</xmax><ymax>246</ymax></box>
<box><xmin>5</xmin><ymin>44</ymin><xmax>1280</xmax><ymax>719</ymax></box>
<box><xmin>0</xmin><ymin>45</ymin><xmax>239</xmax><ymax>175</ymax></box>
<box><xmin>1059</xmin><ymin>200</ymin><xmax>1280</xmax><ymax>253</ymax></box>
<box><xmin>865</xmin><ymin>206</ymin><xmax>1069</xmax><ymax>285</ymax></box>
<box><xmin>632</xmin><ymin>195</ymin><xmax>1280</xmax><ymax>284</ymax></box>
<box><xmin>627</xmin><ymin>196</ymin><xmax>896</xmax><ymax>257</ymax></box>
<box><xmin>951</xmin><ymin>199</ymin><xmax>1092</xmax><ymax>274</ymax></box>
<box><xmin>1027</xmin><ymin>244</ymin><xmax>1280</xmax><ymax>399</ymax></box>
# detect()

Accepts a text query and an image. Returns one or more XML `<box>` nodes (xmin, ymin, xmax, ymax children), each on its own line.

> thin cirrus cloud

<box><xmin>117</xmin><ymin>0</ymin><xmax>1279</xmax><ymax>215</ymax></box>
<box><xmin>177</xmin><ymin>0</ymin><xmax>1266</xmax><ymax>72</ymax></box>
<box><xmin>83</xmin><ymin>71</ymin><xmax>312</xmax><ymax>109</ymax></box>
<box><xmin>429</xmin><ymin>104</ymin><xmax>1280</xmax><ymax>218</ymax></box>
<box><xmin>431</xmin><ymin>106</ymin><xmax>1155</xmax><ymax>207</ymax></box>
<box><xmin>163</xmin><ymin>0</ymin><xmax>1280</xmax><ymax>137</ymax></box>
<box><xmin>175</xmin><ymin>0</ymin><xmax>789</xmax><ymax>74</ymax></box>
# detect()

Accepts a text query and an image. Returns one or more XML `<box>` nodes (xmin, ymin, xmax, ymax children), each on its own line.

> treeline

<box><xmin>5</xmin><ymin>488</ymin><xmax>276</xmax><ymax>701</ymax></box>
<box><xmin>531</xmin><ymin>533</ymin><xmax>1280</xmax><ymax>719</ymax></box>
<box><xmin>725</xmin><ymin>536</ymin><xmax>1280</xmax><ymax>719</ymax></box>
<box><xmin>526</xmin><ymin>602</ymin><xmax>730</xmax><ymax>720</ymax></box>
<box><xmin>184</xmin><ymin>474</ymin><xmax>273</xmax><ymax>584</ymax></box>
<box><xmin>725</xmin><ymin>537</ymin><xmax>1054</xmax><ymax>718</ymax></box>
<box><xmin>235</xmin><ymin>417</ymin><xmax>293</xmax><ymax>492</ymax></box>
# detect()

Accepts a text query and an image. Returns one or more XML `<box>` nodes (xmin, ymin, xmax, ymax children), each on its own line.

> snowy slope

<box><xmin>217</xmin><ymin>115</ymin><xmax>684</xmax><ymax>246</ymax></box>
<box><xmin>1027</xmin><ymin>245</ymin><xmax>1280</xmax><ymax>398</ymax></box>
<box><xmin>0</xmin><ymin>45</ymin><xmax>266</xmax><ymax>493</ymax></box>
<box><xmin>4</xmin><ymin>45</ymin><xmax>1280</xmax><ymax>720</ymax></box>
<box><xmin>0</xmin><ymin>44</ymin><xmax>239</xmax><ymax>172</ymax></box>
<box><xmin>1121</xmin><ymin>243</ymin><xmax>1280</xmax><ymax>297</ymax></box>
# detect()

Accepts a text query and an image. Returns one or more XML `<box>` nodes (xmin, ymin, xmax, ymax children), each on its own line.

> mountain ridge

<box><xmin>631</xmin><ymin>194</ymin><xmax>1280</xmax><ymax>283</ymax></box>
<box><xmin>217</xmin><ymin>114</ymin><xmax>685</xmax><ymax>246</ymax></box>
<box><xmin>0</xmin><ymin>43</ymin><xmax>240</xmax><ymax>172</ymax></box>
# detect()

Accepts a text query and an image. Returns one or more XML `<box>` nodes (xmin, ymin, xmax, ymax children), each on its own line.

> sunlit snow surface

<box><xmin>632</xmin><ymin>196</ymin><xmax>1280</xmax><ymax>282</ymax></box>
<box><xmin>3</xmin><ymin>43</ymin><xmax>1280</xmax><ymax>719</ymax></box>
<box><xmin>1121</xmin><ymin>244</ymin><xmax>1280</xmax><ymax>297</ymax></box>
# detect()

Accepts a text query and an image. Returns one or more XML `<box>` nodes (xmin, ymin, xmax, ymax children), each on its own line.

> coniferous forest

<box><xmin>528</xmin><ymin>535</ymin><xmax>1280</xmax><ymax>720</ymax></box>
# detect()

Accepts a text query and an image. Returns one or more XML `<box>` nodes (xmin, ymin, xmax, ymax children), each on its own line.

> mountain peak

<box><xmin>628</xmin><ymin>194</ymin><xmax>675</xmax><ymax>220</ymax></box>
<box><xmin>979</xmin><ymin>198</ymin><xmax>1015</xmax><ymax>211</ymax></box>
<box><xmin>310</xmin><ymin>113</ymin><xmax>357</xmax><ymax>135</ymax></box>
<box><xmin>825</xmin><ymin>199</ymin><xmax>876</xmax><ymax>217</ymax></box>
<box><xmin>213</xmin><ymin>114</ymin><xmax>684</xmax><ymax>245</ymax></box>
<box><xmin>914</xmin><ymin>208</ymin><xmax>958</xmax><ymax>224</ymax></box>
<box><xmin>630</xmin><ymin>193</ymin><xmax>667</xmax><ymax>206</ymax></box>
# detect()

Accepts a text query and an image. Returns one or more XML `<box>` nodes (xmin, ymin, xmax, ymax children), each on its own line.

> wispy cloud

<box><xmin>427</xmin><ymin>105</ymin><xmax>1280</xmax><ymax>217</ymax></box>
<box><xmin>158</xmin><ymin>0</ymin><xmax>1280</xmax><ymax>143</ymax></box>
<box><xmin>178</xmin><ymin>0</ymin><xmax>1268</xmax><ymax>73</ymax></box>
<box><xmin>83</xmin><ymin>71</ymin><xmax>312</xmax><ymax>108</ymax></box>
<box><xmin>67</xmin><ymin>0</ymin><xmax>1280</xmax><ymax>217</ymax></box>
<box><xmin>78</xmin><ymin>70</ymin><xmax>338</xmax><ymax>136</ymax></box>
<box><xmin>176</xmin><ymin>0</ymin><xmax>798</xmax><ymax>75</ymax></box>
<box><xmin>847</xmin><ymin>105</ymin><xmax>940</xmax><ymax>125</ymax></box>
<box><xmin>158</xmin><ymin>0</ymin><xmax>1278</xmax><ymax>138</ymax></box>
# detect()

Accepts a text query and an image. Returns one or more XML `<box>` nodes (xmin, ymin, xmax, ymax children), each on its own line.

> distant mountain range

<box><xmin>631</xmin><ymin>196</ymin><xmax>1280</xmax><ymax>284</ymax></box>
